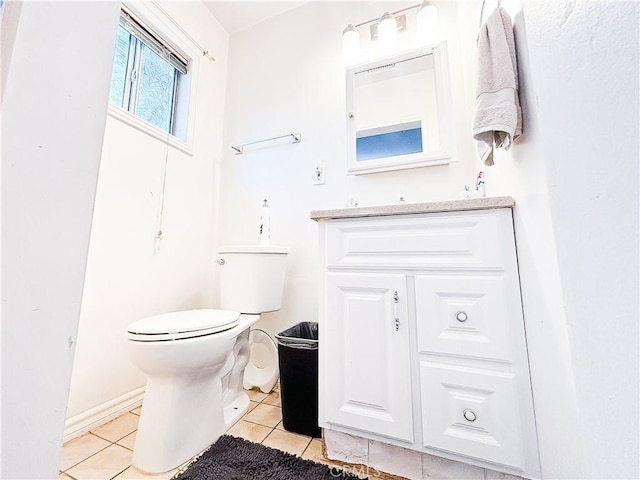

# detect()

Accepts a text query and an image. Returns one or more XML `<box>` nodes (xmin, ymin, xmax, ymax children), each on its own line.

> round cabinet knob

<box><xmin>463</xmin><ymin>409</ymin><xmax>477</xmax><ymax>422</ymax></box>
<box><xmin>456</xmin><ymin>311</ymin><xmax>468</xmax><ymax>322</ymax></box>
<box><xmin>217</xmin><ymin>258</ymin><xmax>225</xmax><ymax>266</ymax></box>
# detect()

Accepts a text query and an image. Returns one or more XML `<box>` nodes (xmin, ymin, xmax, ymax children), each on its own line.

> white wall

<box><xmin>66</xmin><ymin>2</ymin><xmax>230</xmax><ymax>420</ymax></box>
<box><xmin>518</xmin><ymin>2</ymin><xmax>639</xmax><ymax>478</ymax></box>
<box><xmin>218</xmin><ymin>1</ymin><xmax>477</xmax><ymax>339</ymax></box>
<box><xmin>1</xmin><ymin>2</ymin><xmax>121</xmax><ymax>477</ymax></box>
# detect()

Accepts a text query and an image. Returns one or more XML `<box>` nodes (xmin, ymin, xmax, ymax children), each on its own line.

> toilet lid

<box><xmin>127</xmin><ymin>309</ymin><xmax>240</xmax><ymax>341</ymax></box>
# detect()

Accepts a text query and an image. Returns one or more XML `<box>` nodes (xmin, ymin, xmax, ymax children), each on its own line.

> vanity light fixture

<box><xmin>416</xmin><ymin>1</ymin><xmax>439</xmax><ymax>45</ymax></box>
<box><xmin>342</xmin><ymin>24</ymin><xmax>360</xmax><ymax>64</ymax></box>
<box><xmin>377</xmin><ymin>12</ymin><xmax>398</xmax><ymax>54</ymax></box>
<box><xmin>341</xmin><ymin>1</ymin><xmax>439</xmax><ymax>62</ymax></box>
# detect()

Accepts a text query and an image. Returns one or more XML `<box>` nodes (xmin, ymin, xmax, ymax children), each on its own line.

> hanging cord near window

<box><xmin>202</xmin><ymin>50</ymin><xmax>215</xmax><ymax>63</ymax></box>
<box><xmin>153</xmin><ymin>131</ymin><xmax>171</xmax><ymax>254</ymax></box>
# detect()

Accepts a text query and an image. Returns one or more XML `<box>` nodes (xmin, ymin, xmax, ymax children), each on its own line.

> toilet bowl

<box><xmin>126</xmin><ymin>245</ymin><xmax>288</xmax><ymax>474</ymax></box>
<box><xmin>243</xmin><ymin>329</ymin><xmax>279</xmax><ymax>393</ymax></box>
<box><xmin>128</xmin><ymin>310</ymin><xmax>258</xmax><ymax>473</ymax></box>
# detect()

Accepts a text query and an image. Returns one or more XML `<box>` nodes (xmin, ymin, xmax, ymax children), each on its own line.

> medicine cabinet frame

<box><xmin>345</xmin><ymin>42</ymin><xmax>456</xmax><ymax>175</ymax></box>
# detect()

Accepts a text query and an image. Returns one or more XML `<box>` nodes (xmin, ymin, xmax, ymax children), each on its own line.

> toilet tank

<box><xmin>218</xmin><ymin>245</ymin><xmax>289</xmax><ymax>314</ymax></box>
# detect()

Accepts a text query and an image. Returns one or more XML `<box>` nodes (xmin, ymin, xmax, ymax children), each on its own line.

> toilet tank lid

<box><xmin>127</xmin><ymin>309</ymin><xmax>240</xmax><ymax>335</ymax></box>
<box><xmin>218</xmin><ymin>245</ymin><xmax>289</xmax><ymax>254</ymax></box>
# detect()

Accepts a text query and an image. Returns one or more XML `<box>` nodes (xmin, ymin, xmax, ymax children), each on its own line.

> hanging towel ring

<box><xmin>479</xmin><ymin>0</ymin><xmax>502</xmax><ymax>29</ymax></box>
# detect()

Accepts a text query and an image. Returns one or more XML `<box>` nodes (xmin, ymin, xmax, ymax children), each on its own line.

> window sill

<box><xmin>107</xmin><ymin>105</ymin><xmax>194</xmax><ymax>156</ymax></box>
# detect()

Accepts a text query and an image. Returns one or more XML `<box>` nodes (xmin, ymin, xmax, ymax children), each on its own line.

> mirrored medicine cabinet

<box><xmin>345</xmin><ymin>42</ymin><xmax>456</xmax><ymax>175</ymax></box>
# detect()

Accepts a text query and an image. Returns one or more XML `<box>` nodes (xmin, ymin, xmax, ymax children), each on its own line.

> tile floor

<box><xmin>59</xmin><ymin>386</ymin><xmax>395</xmax><ymax>480</ymax></box>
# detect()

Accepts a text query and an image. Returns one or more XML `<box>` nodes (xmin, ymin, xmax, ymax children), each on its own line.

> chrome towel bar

<box><xmin>231</xmin><ymin>132</ymin><xmax>302</xmax><ymax>154</ymax></box>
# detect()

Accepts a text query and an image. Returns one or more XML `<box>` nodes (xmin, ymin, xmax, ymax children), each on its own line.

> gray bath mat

<box><xmin>172</xmin><ymin>434</ymin><xmax>367</xmax><ymax>479</ymax></box>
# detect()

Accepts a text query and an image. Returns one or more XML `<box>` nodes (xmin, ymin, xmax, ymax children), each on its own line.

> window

<box><xmin>108</xmin><ymin>10</ymin><xmax>189</xmax><ymax>139</ymax></box>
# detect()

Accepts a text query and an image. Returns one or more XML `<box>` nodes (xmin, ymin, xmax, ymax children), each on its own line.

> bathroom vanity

<box><xmin>311</xmin><ymin>197</ymin><xmax>540</xmax><ymax>478</ymax></box>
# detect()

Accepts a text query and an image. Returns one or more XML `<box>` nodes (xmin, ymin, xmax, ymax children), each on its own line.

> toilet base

<box><xmin>223</xmin><ymin>390</ymin><xmax>250</xmax><ymax>428</ymax></box>
<box><xmin>133</xmin><ymin>389</ymin><xmax>252</xmax><ymax>475</ymax></box>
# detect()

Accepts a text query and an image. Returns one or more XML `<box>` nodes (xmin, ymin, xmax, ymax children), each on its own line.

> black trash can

<box><xmin>276</xmin><ymin>322</ymin><xmax>321</xmax><ymax>438</ymax></box>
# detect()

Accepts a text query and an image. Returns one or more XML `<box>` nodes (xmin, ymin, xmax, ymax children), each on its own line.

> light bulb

<box><xmin>342</xmin><ymin>24</ymin><xmax>360</xmax><ymax>65</ymax></box>
<box><xmin>377</xmin><ymin>12</ymin><xmax>397</xmax><ymax>55</ymax></box>
<box><xmin>417</xmin><ymin>1</ymin><xmax>439</xmax><ymax>45</ymax></box>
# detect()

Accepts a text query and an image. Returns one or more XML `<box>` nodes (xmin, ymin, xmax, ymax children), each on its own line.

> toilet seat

<box><xmin>243</xmin><ymin>329</ymin><xmax>279</xmax><ymax>393</ymax></box>
<box><xmin>127</xmin><ymin>309</ymin><xmax>240</xmax><ymax>342</ymax></box>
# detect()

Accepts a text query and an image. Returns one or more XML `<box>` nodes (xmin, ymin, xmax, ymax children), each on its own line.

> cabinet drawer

<box><xmin>325</xmin><ymin>210</ymin><xmax>510</xmax><ymax>270</ymax></box>
<box><xmin>420</xmin><ymin>362</ymin><xmax>525</xmax><ymax>470</ymax></box>
<box><xmin>415</xmin><ymin>275</ymin><xmax>516</xmax><ymax>362</ymax></box>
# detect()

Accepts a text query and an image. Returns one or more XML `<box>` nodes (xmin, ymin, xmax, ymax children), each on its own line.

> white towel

<box><xmin>473</xmin><ymin>7</ymin><xmax>522</xmax><ymax>166</ymax></box>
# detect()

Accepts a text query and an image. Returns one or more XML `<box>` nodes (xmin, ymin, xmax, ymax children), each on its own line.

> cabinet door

<box><xmin>322</xmin><ymin>272</ymin><xmax>413</xmax><ymax>442</ymax></box>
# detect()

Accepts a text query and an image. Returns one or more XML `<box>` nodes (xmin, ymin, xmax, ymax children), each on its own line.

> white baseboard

<box><xmin>64</xmin><ymin>386</ymin><xmax>145</xmax><ymax>442</ymax></box>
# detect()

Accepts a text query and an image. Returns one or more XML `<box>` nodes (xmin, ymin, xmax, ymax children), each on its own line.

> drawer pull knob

<box><xmin>463</xmin><ymin>409</ymin><xmax>477</xmax><ymax>422</ymax></box>
<box><xmin>456</xmin><ymin>311</ymin><xmax>468</xmax><ymax>322</ymax></box>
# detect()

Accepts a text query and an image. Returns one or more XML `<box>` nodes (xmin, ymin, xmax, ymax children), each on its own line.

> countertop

<box><xmin>310</xmin><ymin>196</ymin><xmax>515</xmax><ymax>221</ymax></box>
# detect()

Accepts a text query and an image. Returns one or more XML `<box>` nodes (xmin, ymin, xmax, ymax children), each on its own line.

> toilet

<box><xmin>126</xmin><ymin>245</ymin><xmax>288</xmax><ymax>474</ymax></box>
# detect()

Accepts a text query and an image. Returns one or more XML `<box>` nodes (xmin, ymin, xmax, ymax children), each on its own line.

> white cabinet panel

<box><xmin>323</xmin><ymin>272</ymin><xmax>413</xmax><ymax>443</ymax></box>
<box><xmin>325</xmin><ymin>211</ymin><xmax>507</xmax><ymax>270</ymax></box>
<box><xmin>420</xmin><ymin>361</ymin><xmax>525</xmax><ymax>470</ymax></box>
<box><xmin>415</xmin><ymin>275</ymin><xmax>512</xmax><ymax>362</ymax></box>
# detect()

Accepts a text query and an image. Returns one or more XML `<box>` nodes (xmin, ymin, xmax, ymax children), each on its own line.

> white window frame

<box><xmin>107</xmin><ymin>2</ymin><xmax>201</xmax><ymax>156</ymax></box>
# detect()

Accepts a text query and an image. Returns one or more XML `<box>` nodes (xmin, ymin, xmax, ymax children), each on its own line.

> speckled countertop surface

<box><xmin>310</xmin><ymin>196</ymin><xmax>515</xmax><ymax>221</ymax></box>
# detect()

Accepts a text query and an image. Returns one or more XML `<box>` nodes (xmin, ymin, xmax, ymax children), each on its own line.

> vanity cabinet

<box><xmin>314</xmin><ymin>201</ymin><xmax>540</xmax><ymax>478</ymax></box>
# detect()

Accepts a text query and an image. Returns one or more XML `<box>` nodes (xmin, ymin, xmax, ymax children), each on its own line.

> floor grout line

<box><xmin>109</xmin><ymin>464</ymin><xmax>130</xmax><ymax>480</ymax></box>
<box><xmin>300</xmin><ymin>437</ymin><xmax>313</xmax><ymax>457</ymax></box>
<box><xmin>301</xmin><ymin>437</ymin><xmax>313</xmax><ymax>456</ymax></box>
<box><xmin>241</xmin><ymin>418</ymin><xmax>281</xmax><ymax>429</ymax></box>
<box><xmin>59</xmin><ymin>438</ymin><xmax>115</xmax><ymax>475</ymax></box>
